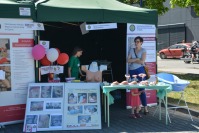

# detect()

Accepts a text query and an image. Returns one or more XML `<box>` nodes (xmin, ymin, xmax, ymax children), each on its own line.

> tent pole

<box><xmin>34</xmin><ymin>30</ymin><xmax>40</xmax><ymax>82</ymax></box>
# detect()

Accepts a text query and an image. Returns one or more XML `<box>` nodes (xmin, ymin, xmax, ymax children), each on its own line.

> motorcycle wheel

<box><xmin>184</xmin><ymin>55</ymin><xmax>191</xmax><ymax>64</ymax></box>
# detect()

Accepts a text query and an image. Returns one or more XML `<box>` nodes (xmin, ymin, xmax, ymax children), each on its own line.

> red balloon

<box><xmin>40</xmin><ymin>55</ymin><xmax>51</xmax><ymax>66</ymax></box>
<box><xmin>55</xmin><ymin>48</ymin><xmax>60</xmax><ymax>55</ymax></box>
<box><xmin>57</xmin><ymin>53</ymin><xmax>69</xmax><ymax>65</ymax></box>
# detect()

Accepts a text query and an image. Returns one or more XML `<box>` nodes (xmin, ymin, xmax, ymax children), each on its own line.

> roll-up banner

<box><xmin>126</xmin><ymin>24</ymin><xmax>157</xmax><ymax>109</ymax></box>
<box><xmin>0</xmin><ymin>18</ymin><xmax>35</xmax><ymax>125</ymax></box>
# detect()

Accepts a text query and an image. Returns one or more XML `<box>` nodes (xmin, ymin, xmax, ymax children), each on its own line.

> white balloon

<box><xmin>46</xmin><ymin>48</ymin><xmax>59</xmax><ymax>62</ymax></box>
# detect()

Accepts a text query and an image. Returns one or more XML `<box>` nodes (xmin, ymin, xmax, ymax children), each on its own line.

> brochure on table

<box><xmin>23</xmin><ymin>83</ymin><xmax>101</xmax><ymax>132</ymax></box>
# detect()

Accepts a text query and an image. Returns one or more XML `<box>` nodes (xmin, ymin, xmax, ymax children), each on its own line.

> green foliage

<box><xmin>118</xmin><ymin>0</ymin><xmax>168</xmax><ymax>15</ymax></box>
<box><xmin>144</xmin><ymin>0</ymin><xmax>169</xmax><ymax>15</ymax></box>
<box><xmin>118</xmin><ymin>0</ymin><xmax>199</xmax><ymax>16</ymax></box>
<box><xmin>170</xmin><ymin>0</ymin><xmax>199</xmax><ymax>16</ymax></box>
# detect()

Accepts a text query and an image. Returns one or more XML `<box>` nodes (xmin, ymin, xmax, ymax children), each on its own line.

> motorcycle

<box><xmin>181</xmin><ymin>49</ymin><xmax>199</xmax><ymax>63</ymax></box>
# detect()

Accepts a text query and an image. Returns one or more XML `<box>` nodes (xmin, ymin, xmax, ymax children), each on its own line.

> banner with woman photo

<box><xmin>126</xmin><ymin>23</ymin><xmax>157</xmax><ymax>109</ymax></box>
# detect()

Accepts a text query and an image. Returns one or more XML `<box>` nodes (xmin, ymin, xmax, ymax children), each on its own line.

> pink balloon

<box><xmin>32</xmin><ymin>44</ymin><xmax>45</xmax><ymax>60</ymax></box>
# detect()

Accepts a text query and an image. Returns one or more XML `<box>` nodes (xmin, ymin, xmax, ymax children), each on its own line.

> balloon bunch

<box><xmin>32</xmin><ymin>44</ymin><xmax>69</xmax><ymax>66</ymax></box>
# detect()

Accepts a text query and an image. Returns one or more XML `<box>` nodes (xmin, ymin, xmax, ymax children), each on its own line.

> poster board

<box><xmin>64</xmin><ymin>83</ymin><xmax>101</xmax><ymax>130</ymax></box>
<box><xmin>126</xmin><ymin>23</ymin><xmax>157</xmax><ymax>108</ymax></box>
<box><xmin>23</xmin><ymin>83</ymin><xmax>65</xmax><ymax>132</ymax></box>
<box><xmin>0</xmin><ymin>18</ymin><xmax>35</xmax><ymax>124</ymax></box>
<box><xmin>23</xmin><ymin>83</ymin><xmax>101</xmax><ymax>132</ymax></box>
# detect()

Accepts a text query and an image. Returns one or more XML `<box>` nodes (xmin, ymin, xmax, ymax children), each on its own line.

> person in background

<box><xmin>68</xmin><ymin>47</ymin><xmax>85</xmax><ymax>79</ymax></box>
<box><xmin>127</xmin><ymin>36</ymin><xmax>149</xmax><ymax>115</ymax></box>
<box><xmin>190</xmin><ymin>41</ymin><xmax>199</xmax><ymax>64</ymax></box>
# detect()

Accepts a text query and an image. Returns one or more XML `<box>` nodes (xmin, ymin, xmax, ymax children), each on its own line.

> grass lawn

<box><xmin>164</xmin><ymin>73</ymin><xmax>199</xmax><ymax>111</ymax></box>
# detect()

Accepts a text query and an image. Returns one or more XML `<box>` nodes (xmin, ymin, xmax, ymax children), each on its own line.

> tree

<box><xmin>118</xmin><ymin>0</ymin><xmax>199</xmax><ymax>16</ymax></box>
<box><xmin>118</xmin><ymin>0</ymin><xmax>168</xmax><ymax>15</ymax></box>
<box><xmin>170</xmin><ymin>0</ymin><xmax>199</xmax><ymax>16</ymax></box>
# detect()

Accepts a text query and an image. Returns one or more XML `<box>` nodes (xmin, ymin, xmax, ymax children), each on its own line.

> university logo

<box><xmin>129</xmin><ymin>24</ymin><xmax>135</xmax><ymax>31</ymax></box>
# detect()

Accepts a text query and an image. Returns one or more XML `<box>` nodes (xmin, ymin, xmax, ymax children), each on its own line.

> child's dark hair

<box><xmin>134</xmin><ymin>36</ymin><xmax>143</xmax><ymax>43</ymax></box>
<box><xmin>72</xmin><ymin>46</ymin><xmax>83</xmax><ymax>55</ymax></box>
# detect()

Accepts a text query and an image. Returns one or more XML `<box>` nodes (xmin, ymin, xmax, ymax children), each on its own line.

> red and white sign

<box><xmin>0</xmin><ymin>18</ymin><xmax>35</xmax><ymax>125</ymax></box>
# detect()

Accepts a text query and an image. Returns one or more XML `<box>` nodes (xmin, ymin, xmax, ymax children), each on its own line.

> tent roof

<box><xmin>0</xmin><ymin>0</ymin><xmax>36</xmax><ymax>20</ymax></box>
<box><xmin>37</xmin><ymin>0</ymin><xmax>157</xmax><ymax>25</ymax></box>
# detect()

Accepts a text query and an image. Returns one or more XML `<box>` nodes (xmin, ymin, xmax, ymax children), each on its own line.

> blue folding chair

<box><xmin>153</xmin><ymin>72</ymin><xmax>193</xmax><ymax>122</ymax></box>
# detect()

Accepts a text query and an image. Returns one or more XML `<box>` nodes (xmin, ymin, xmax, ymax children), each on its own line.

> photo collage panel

<box><xmin>24</xmin><ymin>83</ymin><xmax>65</xmax><ymax>132</ymax></box>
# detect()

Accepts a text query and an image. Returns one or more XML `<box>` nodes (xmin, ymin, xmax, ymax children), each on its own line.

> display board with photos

<box><xmin>64</xmin><ymin>83</ymin><xmax>101</xmax><ymax>130</ymax></box>
<box><xmin>23</xmin><ymin>83</ymin><xmax>101</xmax><ymax>132</ymax></box>
<box><xmin>23</xmin><ymin>83</ymin><xmax>65</xmax><ymax>132</ymax></box>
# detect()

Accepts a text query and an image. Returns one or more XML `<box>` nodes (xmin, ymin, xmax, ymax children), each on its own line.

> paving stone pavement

<box><xmin>0</xmin><ymin>101</ymin><xmax>198</xmax><ymax>133</ymax></box>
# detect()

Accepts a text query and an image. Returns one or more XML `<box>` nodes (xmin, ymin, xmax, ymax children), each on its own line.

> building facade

<box><xmin>157</xmin><ymin>0</ymin><xmax>199</xmax><ymax>51</ymax></box>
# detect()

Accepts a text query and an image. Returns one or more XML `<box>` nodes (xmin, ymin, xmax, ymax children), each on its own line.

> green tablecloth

<box><xmin>103</xmin><ymin>82</ymin><xmax>172</xmax><ymax>101</ymax></box>
<box><xmin>102</xmin><ymin>82</ymin><xmax>172</xmax><ymax>127</ymax></box>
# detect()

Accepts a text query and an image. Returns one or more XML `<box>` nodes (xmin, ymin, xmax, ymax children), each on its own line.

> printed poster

<box><xmin>0</xmin><ymin>18</ymin><xmax>35</xmax><ymax>124</ymax></box>
<box><xmin>23</xmin><ymin>83</ymin><xmax>101</xmax><ymax>132</ymax></box>
<box><xmin>126</xmin><ymin>23</ymin><xmax>157</xmax><ymax>108</ymax></box>
<box><xmin>23</xmin><ymin>83</ymin><xmax>65</xmax><ymax>132</ymax></box>
<box><xmin>64</xmin><ymin>83</ymin><xmax>101</xmax><ymax>130</ymax></box>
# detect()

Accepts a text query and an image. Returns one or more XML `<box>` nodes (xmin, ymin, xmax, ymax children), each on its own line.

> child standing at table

<box><xmin>129</xmin><ymin>89</ymin><xmax>143</xmax><ymax>119</ymax></box>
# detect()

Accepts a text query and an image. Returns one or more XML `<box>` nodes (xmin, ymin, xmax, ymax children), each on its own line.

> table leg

<box><xmin>107</xmin><ymin>92</ymin><xmax>110</xmax><ymax>127</ymax></box>
<box><xmin>165</xmin><ymin>89</ymin><xmax>168</xmax><ymax>125</ymax></box>
<box><xmin>104</xmin><ymin>93</ymin><xmax>106</xmax><ymax>123</ymax></box>
<box><xmin>159</xmin><ymin>97</ymin><xmax>161</xmax><ymax>120</ymax></box>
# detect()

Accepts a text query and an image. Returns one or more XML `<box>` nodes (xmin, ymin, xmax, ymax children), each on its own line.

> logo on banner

<box><xmin>87</xmin><ymin>25</ymin><xmax>91</xmax><ymax>30</ymax></box>
<box><xmin>37</xmin><ymin>23</ymin><xmax>41</xmax><ymax>27</ymax></box>
<box><xmin>42</xmin><ymin>41</ymin><xmax>46</xmax><ymax>45</ymax></box>
<box><xmin>129</xmin><ymin>24</ymin><xmax>135</xmax><ymax>31</ymax></box>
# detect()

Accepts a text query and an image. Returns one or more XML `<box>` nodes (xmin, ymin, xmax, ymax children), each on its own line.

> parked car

<box><xmin>158</xmin><ymin>43</ymin><xmax>192</xmax><ymax>59</ymax></box>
